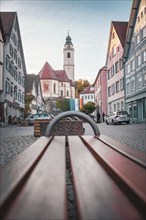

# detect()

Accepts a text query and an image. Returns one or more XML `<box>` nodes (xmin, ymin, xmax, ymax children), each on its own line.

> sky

<box><xmin>1</xmin><ymin>0</ymin><xmax>132</xmax><ymax>84</ymax></box>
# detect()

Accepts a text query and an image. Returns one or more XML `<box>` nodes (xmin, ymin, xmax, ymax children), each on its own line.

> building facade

<box><xmin>39</xmin><ymin>62</ymin><xmax>75</xmax><ymax>100</ymax></box>
<box><xmin>123</xmin><ymin>0</ymin><xmax>146</xmax><ymax>122</ymax></box>
<box><xmin>79</xmin><ymin>86</ymin><xmax>95</xmax><ymax>109</ymax></box>
<box><xmin>25</xmin><ymin>74</ymin><xmax>45</xmax><ymax>115</ymax></box>
<box><xmin>63</xmin><ymin>32</ymin><xmax>75</xmax><ymax>83</ymax></box>
<box><xmin>106</xmin><ymin>21</ymin><xmax>128</xmax><ymax>115</ymax></box>
<box><xmin>0</xmin><ymin>16</ymin><xmax>5</xmax><ymax>124</ymax></box>
<box><xmin>0</xmin><ymin>12</ymin><xmax>27</xmax><ymax>125</ymax></box>
<box><xmin>93</xmin><ymin>66</ymin><xmax>107</xmax><ymax>118</ymax></box>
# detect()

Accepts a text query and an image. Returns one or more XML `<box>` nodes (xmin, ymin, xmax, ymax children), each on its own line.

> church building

<box><xmin>39</xmin><ymin>33</ymin><xmax>75</xmax><ymax>100</ymax></box>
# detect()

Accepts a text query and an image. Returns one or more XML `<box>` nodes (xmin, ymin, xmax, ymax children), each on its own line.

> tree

<box><xmin>23</xmin><ymin>93</ymin><xmax>35</xmax><ymax>117</ymax></box>
<box><xmin>56</xmin><ymin>98</ymin><xmax>70</xmax><ymax>112</ymax></box>
<box><xmin>80</xmin><ymin>101</ymin><xmax>96</xmax><ymax>115</ymax></box>
<box><xmin>75</xmin><ymin>79</ymin><xmax>90</xmax><ymax>98</ymax></box>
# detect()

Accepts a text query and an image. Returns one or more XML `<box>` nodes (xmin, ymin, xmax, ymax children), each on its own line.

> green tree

<box><xmin>80</xmin><ymin>101</ymin><xmax>95</xmax><ymax>115</ymax></box>
<box><xmin>23</xmin><ymin>94</ymin><xmax>35</xmax><ymax>117</ymax></box>
<box><xmin>56</xmin><ymin>98</ymin><xmax>70</xmax><ymax>112</ymax></box>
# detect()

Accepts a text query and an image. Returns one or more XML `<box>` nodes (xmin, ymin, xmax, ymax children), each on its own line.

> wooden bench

<box><xmin>0</xmin><ymin>111</ymin><xmax>146</xmax><ymax>220</ymax></box>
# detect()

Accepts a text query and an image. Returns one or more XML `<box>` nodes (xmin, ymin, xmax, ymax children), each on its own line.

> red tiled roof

<box><xmin>113</xmin><ymin>21</ymin><xmax>128</xmax><ymax>47</ymax></box>
<box><xmin>0</xmin><ymin>12</ymin><xmax>16</xmax><ymax>39</ymax></box>
<box><xmin>55</xmin><ymin>70</ymin><xmax>70</xmax><ymax>83</ymax></box>
<box><xmin>39</xmin><ymin>62</ymin><xmax>58</xmax><ymax>80</ymax></box>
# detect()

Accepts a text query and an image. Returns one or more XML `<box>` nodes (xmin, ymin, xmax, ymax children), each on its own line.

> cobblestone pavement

<box><xmin>84</xmin><ymin>122</ymin><xmax>146</xmax><ymax>152</ymax></box>
<box><xmin>0</xmin><ymin>125</ymin><xmax>38</xmax><ymax>166</ymax></box>
<box><xmin>0</xmin><ymin>122</ymin><xmax>146</xmax><ymax>167</ymax></box>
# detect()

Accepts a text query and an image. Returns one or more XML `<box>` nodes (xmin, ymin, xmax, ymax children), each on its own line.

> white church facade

<box><xmin>39</xmin><ymin>33</ymin><xmax>75</xmax><ymax>100</ymax></box>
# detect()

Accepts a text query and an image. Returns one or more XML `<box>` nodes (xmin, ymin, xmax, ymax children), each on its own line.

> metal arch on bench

<box><xmin>45</xmin><ymin>111</ymin><xmax>100</xmax><ymax>136</ymax></box>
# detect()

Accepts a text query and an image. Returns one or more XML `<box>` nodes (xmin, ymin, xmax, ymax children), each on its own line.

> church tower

<box><xmin>63</xmin><ymin>32</ymin><xmax>75</xmax><ymax>83</ymax></box>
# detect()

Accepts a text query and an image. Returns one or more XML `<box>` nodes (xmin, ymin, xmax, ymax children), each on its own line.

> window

<box><xmin>14</xmin><ymin>69</ymin><xmax>18</xmax><ymax>81</ymax></box>
<box><xmin>144</xmin><ymin>73</ymin><xmax>146</xmax><ymax>85</ymax></box>
<box><xmin>10</xmin><ymin>85</ymin><xmax>13</xmax><ymax>97</ymax></box>
<box><xmin>14</xmin><ymin>49</ymin><xmax>17</xmax><ymax>63</ymax></box>
<box><xmin>114</xmin><ymin>104</ymin><xmax>116</xmax><ymax>112</ymax></box>
<box><xmin>67</xmin><ymin>90</ymin><xmax>69</xmax><ymax>96</ymax></box>
<box><xmin>111</xmin><ymin>65</ymin><xmax>114</xmax><ymax>76</ymax></box>
<box><xmin>112</xmin><ymin>32</ymin><xmax>115</xmax><ymax>39</ymax></box>
<box><xmin>61</xmin><ymin>90</ymin><xmax>63</xmax><ymax>97</ymax></box>
<box><xmin>120</xmin><ymin>78</ymin><xmax>124</xmax><ymax>91</ymax></box>
<box><xmin>142</xmin><ymin>50</ymin><xmax>146</xmax><ymax>63</ymax></box>
<box><xmin>108</xmin><ymin>87</ymin><xmax>110</xmax><ymax>97</ymax></box>
<box><xmin>137</xmin><ymin>76</ymin><xmax>142</xmax><ymax>89</ymax></box>
<box><xmin>117</xmin><ymin>103</ymin><xmax>120</xmax><ymax>111</ymax></box>
<box><xmin>121</xmin><ymin>101</ymin><xmax>124</xmax><ymax>110</ymax></box>
<box><xmin>119</xmin><ymin>58</ymin><xmax>123</xmax><ymax>70</ymax></box>
<box><xmin>6</xmin><ymin>57</ymin><xmax>10</xmax><ymax>72</ymax></box>
<box><xmin>14</xmin><ymin>86</ymin><xmax>17</xmax><ymax>99</ymax></box>
<box><xmin>53</xmin><ymin>83</ymin><xmax>56</xmax><ymax>93</ymax></box>
<box><xmin>61</xmin><ymin>82</ymin><xmax>63</xmax><ymax>86</ymax></box>
<box><xmin>10</xmin><ymin>44</ymin><xmax>13</xmax><ymax>57</ymax></box>
<box><xmin>116</xmin><ymin>81</ymin><xmax>119</xmax><ymax>93</ymax></box>
<box><xmin>131</xmin><ymin>59</ymin><xmax>135</xmax><ymax>70</ymax></box>
<box><xmin>112</xmin><ymin>45</ymin><xmax>116</xmax><ymax>57</ymax></box>
<box><xmin>18</xmin><ymin>74</ymin><xmax>21</xmax><ymax>85</ymax></box>
<box><xmin>112</xmin><ymin>84</ymin><xmax>115</xmax><ymax>95</ymax></box>
<box><xmin>108</xmin><ymin>69</ymin><xmax>111</xmax><ymax>79</ymax></box>
<box><xmin>127</xmin><ymin>63</ymin><xmax>131</xmax><ymax>74</ymax></box>
<box><xmin>5</xmin><ymin>81</ymin><xmax>10</xmax><ymax>94</ymax></box>
<box><xmin>126</xmin><ymin>81</ymin><xmax>130</xmax><ymax>94</ymax></box>
<box><xmin>131</xmin><ymin>79</ymin><xmax>135</xmax><ymax>92</ymax></box>
<box><xmin>141</xmin><ymin>11</ymin><xmax>143</xmax><ymax>18</ymax></box>
<box><xmin>18</xmin><ymin>58</ymin><xmax>21</xmax><ymax>69</ymax></box>
<box><xmin>142</xmin><ymin>26</ymin><xmax>146</xmax><ymax>39</ymax></box>
<box><xmin>136</xmin><ymin>54</ymin><xmax>141</xmax><ymax>67</ymax></box>
<box><xmin>67</xmin><ymin>52</ymin><xmax>70</xmax><ymax>58</ymax></box>
<box><xmin>135</xmin><ymin>33</ymin><xmax>140</xmax><ymax>45</ymax></box>
<box><xmin>115</xmin><ymin>61</ymin><xmax>119</xmax><ymax>73</ymax></box>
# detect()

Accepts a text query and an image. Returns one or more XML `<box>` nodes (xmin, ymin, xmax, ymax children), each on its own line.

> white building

<box><xmin>0</xmin><ymin>12</ymin><xmax>27</xmax><ymax>124</ymax></box>
<box><xmin>39</xmin><ymin>33</ymin><xmax>75</xmax><ymax>100</ymax></box>
<box><xmin>0</xmin><ymin>16</ymin><xmax>5</xmax><ymax>124</ymax></box>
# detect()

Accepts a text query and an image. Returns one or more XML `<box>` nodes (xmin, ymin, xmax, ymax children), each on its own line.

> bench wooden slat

<box><xmin>68</xmin><ymin>136</ymin><xmax>143</xmax><ymax>220</ymax></box>
<box><xmin>1</xmin><ymin>136</ymin><xmax>67</xmax><ymax>220</ymax></box>
<box><xmin>0</xmin><ymin>136</ymin><xmax>52</xmax><ymax>205</ymax></box>
<box><xmin>82</xmin><ymin>135</ymin><xmax>146</xmax><ymax>202</ymax></box>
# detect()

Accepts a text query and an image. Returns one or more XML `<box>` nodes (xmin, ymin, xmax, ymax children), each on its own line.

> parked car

<box><xmin>26</xmin><ymin>113</ymin><xmax>51</xmax><ymax>125</ymax></box>
<box><xmin>105</xmin><ymin>111</ymin><xmax>130</xmax><ymax>125</ymax></box>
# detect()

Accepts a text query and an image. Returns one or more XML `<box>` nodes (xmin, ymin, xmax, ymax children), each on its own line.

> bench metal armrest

<box><xmin>45</xmin><ymin>111</ymin><xmax>100</xmax><ymax>136</ymax></box>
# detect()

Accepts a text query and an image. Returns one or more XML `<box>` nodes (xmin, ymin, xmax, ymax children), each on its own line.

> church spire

<box><xmin>65</xmin><ymin>31</ymin><xmax>73</xmax><ymax>46</ymax></box>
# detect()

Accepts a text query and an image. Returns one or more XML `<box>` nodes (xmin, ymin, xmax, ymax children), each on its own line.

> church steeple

<box><xmin>65</xmin><ymin>31</ymin><xmax>73</xmax><ymax>46</ymax></box>
<box><xmin>63</xmin><ymin>31</ymin><xmax>75</xmax><ymax>83</ymax></box>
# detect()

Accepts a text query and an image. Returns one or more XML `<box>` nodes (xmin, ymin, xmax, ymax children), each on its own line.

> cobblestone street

<box><xmin>0</xmin><ymin>122</ymin><xmax>146</xmax><ymax>167</ymax></box>
<box><xmin>0</xmin><ymin>125</ymin><xmax>38</xmax><ymax>166</ymax></box>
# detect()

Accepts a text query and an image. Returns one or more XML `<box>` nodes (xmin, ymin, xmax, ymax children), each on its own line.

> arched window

<box><xmin>53</xmin><ymin>83</ymin><xmax>56</xmax><ymax>93</ymax></box>
<box><xmin>67</xmin><ymin>52</ymin><xmax>70</xmax><ymax>58</ymax></box>
<box><xmin>61</xmin><ymin>90</ymin><xmax>63</xmax><ymax>97</ymax></box>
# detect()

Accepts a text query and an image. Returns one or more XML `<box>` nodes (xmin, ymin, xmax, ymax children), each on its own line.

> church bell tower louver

<box><xmin>63</xmin><ymin>31</ymin><xmax>75</xmax><ymax>83</ymax></box>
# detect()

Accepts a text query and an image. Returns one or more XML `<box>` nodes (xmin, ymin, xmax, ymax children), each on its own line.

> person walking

<box><xmin>97</xmin><ymin>112</ymin><xmax>100</xmax><ymax>123</ymax></box>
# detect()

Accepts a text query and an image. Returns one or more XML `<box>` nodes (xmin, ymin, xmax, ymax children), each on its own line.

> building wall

<box><xmin>2</xmin><ymin>15</ymin><xmax>26</xmax><ymax>124</ymax></box>
<box><xmin>0</xmin><ymin>30</ymin><xmax>4</xmax><ymax>93</ymax></box>
<box><xmin>107</xmin><ymin>26</ymin><xmax>125</xmax><ymax>114</ymax></box>
<box><xmin>94</xmin><ymin>67</ymin><xmax>107</xmax><ymax>119</ymax></box>
<box><xmin>125</xmin><ymin>2</ymin><xmax>146</xmax><ymax>122</ymax></box>
<box><xmin>63</xmin><ymin>46</ymin><xmax>75</xmax><ymax>83</ymax></box>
